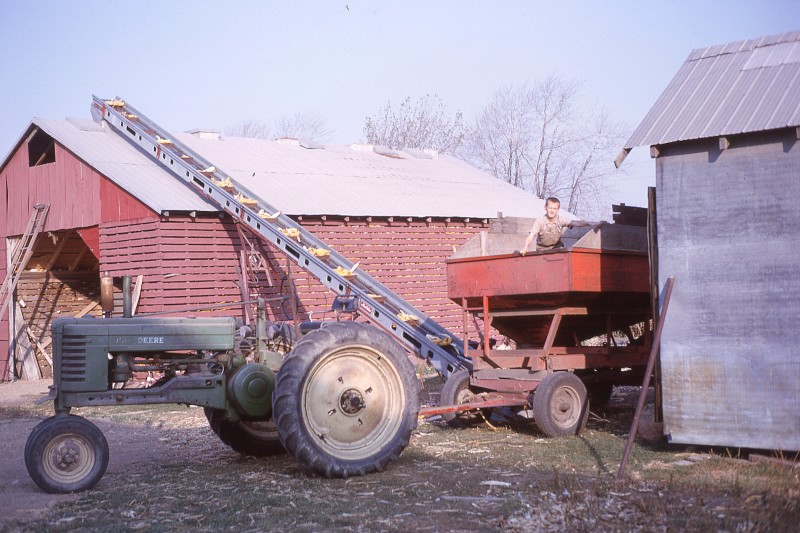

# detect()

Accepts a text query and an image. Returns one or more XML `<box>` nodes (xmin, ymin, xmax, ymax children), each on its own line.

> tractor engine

<box><xmin>49</xmin><ymin>316</ymin><xmax>275</xmax><ymax>419</ymax></box>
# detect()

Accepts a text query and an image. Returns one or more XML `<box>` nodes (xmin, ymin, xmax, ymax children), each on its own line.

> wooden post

<box><xmin>14</xmin><ymin>303</ymin><xmax>41</xmax><ymax>380</ymax></box>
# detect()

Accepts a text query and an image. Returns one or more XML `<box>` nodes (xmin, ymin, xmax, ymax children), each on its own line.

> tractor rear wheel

<box><xmin>203</xmin><ymin>408</ymin><xmax>284</xmax><ymax>456</ymax></box>
<box><xmin>25</xmin><ymin>415</ymin><xmax>109</xmax><ymax>493</ymax></box>
<box><xmin>532</xmin><ymin>372</ymin><xmax>589</xmax><ymax>437</ymax></box>
<box><xmin>440</xmin><ymin>368</ymin><xmax>490</xmax><ymax>428</ymax></box>
<box><xmin>273</xmin><ymin>322</ymin><xmax>419</xmax><ymax>478</ymax></box>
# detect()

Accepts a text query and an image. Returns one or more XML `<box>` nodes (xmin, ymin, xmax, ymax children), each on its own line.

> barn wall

<box><xmin>1</xmin><ymin>136</ymin><xmax>158</xmax><ymax>380</ymax></box>
<box><xmin>99</xmin><ymin>214</ymin><xmax>487</xmax><ymax>335</ymax></box>
<box><xmin>100</xmin><ymin>215</ymin><xmax>254</xmax><ymax>321</ymax></box>
<box><xmin>15</xmin><ymin>271</ymin><xmax>103</xmax><ymax>379</ymax></box>
<box><xmin>3</xmin><ymin>142</ymin><xmax>103</xmax><ymax>235</ymax></box>
<box><xmin>295</xmin><ymin>217</ymin><xmax>487</xmax><ymax>333</ymax></box>
<box><xmin>657</xmin><ymin>128</ymin><xmax>800</xmax><ymax>451</ymax></box>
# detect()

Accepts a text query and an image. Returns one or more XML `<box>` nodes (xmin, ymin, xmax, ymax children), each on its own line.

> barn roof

<box><xmin>621</xmin><ymin>31</ymin><xmax>800</xmax><ymax>154</ymax></box>
<box><xmin>3</xmin><ymin>115</ymin><xmax>541</xmax><ymax>219</ymax></box>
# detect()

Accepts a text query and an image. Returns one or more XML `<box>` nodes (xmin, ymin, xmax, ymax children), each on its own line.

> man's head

<box><xmin>544</xmin><ymin>197</ymin><xmax>560</xmax><ymax>220</ymax></box>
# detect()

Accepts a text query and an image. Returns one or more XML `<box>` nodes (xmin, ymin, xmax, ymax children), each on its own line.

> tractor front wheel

<box><xmin>25</xmin><ymin>415</ymin><xmax>109</xmax><ymax>493</ymax></box>
<box><xmin>273</xmin><ymin>322</ymin><xmax>419</xmax><ymax>478</ymax></box>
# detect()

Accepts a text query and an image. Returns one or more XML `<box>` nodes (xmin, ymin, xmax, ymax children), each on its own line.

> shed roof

<box><xmin>623</xmin><ymin>31</ymin><xmax>800</xmax><ymax>152</ymax></box>
<box><xmin>2</xmin><ymin>115</ymin><xmax>541</xmax><ymax>219</ymax></box>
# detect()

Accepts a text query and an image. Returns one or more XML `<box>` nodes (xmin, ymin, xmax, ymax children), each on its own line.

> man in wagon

<box><xmin>520</xmin><ymin>197</ymin><xmax>600</xmax><ymax>254</ymax></box>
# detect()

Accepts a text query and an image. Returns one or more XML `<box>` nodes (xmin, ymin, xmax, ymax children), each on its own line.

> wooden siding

<box><xmin>100</xmin><ymin>216</ymin><xmax>258</xmax><ymax>320</ymax></box>
<box><xmin>1</xmin><ymin>135</ymin><xmax>158</xmax><ymax>379</ymax></box>
<box><xmin>294</xmin><ymin>218</ymin><xmax>487</xmax><ymax>333</ymax></box>
<box><xmin>99</xmin><ymin>215</ymin><xmax>487</xmax><ymax>334</ymax></box>
<box><xmin>14</xmin><ymin>272</ymin><xmax>102</xmax><ymax>379</ymax></box>
<box><xmin>3</xmin><ymin>142</ymin><xmax>100</xmax><ymax>234</ymax></box>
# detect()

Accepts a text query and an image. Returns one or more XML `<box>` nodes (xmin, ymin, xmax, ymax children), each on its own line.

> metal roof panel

<box><xmin>174</xmin><ymin>133</ymin><xmax>540</xmax><ymax>218</ymax></box>
<box><xmin>33</xmin><ymin>118</ymin><xmax>217</xmax><ymax>213</ymax></box>
<box><xmin>6</xmin><ymin>114</ymin><xmax>542</xmax><ymax>221</ymax></box>
<box><xmin>624</xmin><ymin>32</ymin><xmax>800</xmax><ymax>151</ymax></box>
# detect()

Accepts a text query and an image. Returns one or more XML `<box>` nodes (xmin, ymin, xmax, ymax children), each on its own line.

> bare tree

<box><xmin>466</xmin><ymin>76</ymin><xmax>627</xmax><ymax>217</ymax></box>
<box><xmin>363</xmin><ymin>94</ymin><xmax>465</xmax><ymax>155</ymax></box>
<box><xmin>225</xmin><ymin>112</ymin><xmax>333</xmax><ymax>143</ymax></box>
<box><xmin>274</xmin><ymin>111</ymin><xmax>333</xmax><ymax>142</ymax></box>
<box><xmin>224</xmin><ymin>119</ymin><xmax>272</xmax><ymax>139</ymax></box>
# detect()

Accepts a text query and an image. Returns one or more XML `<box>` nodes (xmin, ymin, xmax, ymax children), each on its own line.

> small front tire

<box><xmin>25</xmin><ymin>416</ymin><xmax>109</xmax><ymax>493</ymax></box>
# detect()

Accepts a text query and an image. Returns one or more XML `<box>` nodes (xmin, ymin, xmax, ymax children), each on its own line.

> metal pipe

<box><xmin>100</xmin><ymin>273</ymin><xmax>114</xmax><ymax>318</ymax></box>
<box><xmin>122</xmin><ymin>275</ymin><xmax>132</xmax><ymax>317</ymax></box>
<box><xmin>616</xmin><ymin>275</ymin><xmax>675</xmax><ymax>482</ymax></box>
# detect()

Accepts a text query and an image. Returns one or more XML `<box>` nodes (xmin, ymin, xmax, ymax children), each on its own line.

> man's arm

<box><xmin>520</xmin><ymin>218</ymin><xmax>543</xmax><ymax>255</ymax></box>
<box><xmin>567</xmin><ymin>218</ymin><xmax>606</xmax><ymax>230</ymax></box>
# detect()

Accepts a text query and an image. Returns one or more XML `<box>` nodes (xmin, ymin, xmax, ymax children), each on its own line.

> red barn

<box><xmin>0</xmin><ymin>113</ymin><xmax>539</xmax><ymax>381</ymax></box>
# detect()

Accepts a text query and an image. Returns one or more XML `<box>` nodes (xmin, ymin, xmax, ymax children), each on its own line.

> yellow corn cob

<box><xmin>397</xmin><ymin>312</ymin><xmax>419</xmax><ymax>324</ymax></box>
<box><xmin>426</xmin><ymin>334</ymin><xmax>452</xmax><ymax>346</ymax></box>
<box><xmin>306</xmin><ymin>247</ymin><xmax>330</xmax><ymax>257</ymax></box>
<box><xmin>280</xmin><ymin>227</ymin><xmax>301</xmax><ymax>240</ymax></box>
<box><xmin>235</xmin><ymin>192</ymin><xmax>258</xmax><ymax>207</ymax></box>
<box><xmin>258</xmin><ymin>209</ymin><xmax>281</xmax><ymax>220</ymax></box>
<box><xmin>211</xmin><ymin>177</ymin><xmax>235</xmax><ymax>193</ymax></box>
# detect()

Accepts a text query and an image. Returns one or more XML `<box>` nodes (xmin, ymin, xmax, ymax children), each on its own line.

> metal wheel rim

<box><xmin>42</xmin><ymin>432</ymin><xmax>95</xmax><ymax>485</ymax></box>
<box><xmin>454</xmin><ymin>385</ymin><xmax>483</xmax><ymax>421</ymax></box>
<box><xmin>550</xmin><ymin>385</ymin><xmax>582</xmax><ymax>429</ymax></box>
<box><xmin>300</xmin><ymin>344</ymin><xmax>405</xmax><ymax>460</ymax></box>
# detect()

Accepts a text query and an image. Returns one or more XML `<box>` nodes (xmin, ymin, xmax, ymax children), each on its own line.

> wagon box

<box><xmin>439</xmin><ymin>220</ymin><xmax>654</xmax><ymax>437</ymax></box>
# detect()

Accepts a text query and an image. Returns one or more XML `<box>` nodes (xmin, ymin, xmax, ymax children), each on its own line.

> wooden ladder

<box><xmin>0</xmin><ymin>204</ymin><xmax>50</xmax><ymax>319</ymax></box>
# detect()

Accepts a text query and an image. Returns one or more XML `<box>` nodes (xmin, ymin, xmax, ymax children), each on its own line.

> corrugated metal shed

<box><xmin>630</xmin><ymin>31</ymin><xmax>800</xmax><ymax>451</ymax></box>
<box><xmin>2</xmin><ymin>116</ymin><xmax>540</xmax><ymax>219</ymax></box>
<box><xmin>623</xmin><ymin>31</ymin><xmax>800</xmax><ymax>150</ymax></box>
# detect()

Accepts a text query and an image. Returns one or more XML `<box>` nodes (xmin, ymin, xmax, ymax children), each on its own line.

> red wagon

<box><xmin>436</xmin><ymin>218</ymin><xmax>652</xmax><ymax>437</ymax></box>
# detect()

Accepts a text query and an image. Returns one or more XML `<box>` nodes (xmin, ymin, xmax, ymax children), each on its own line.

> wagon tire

<box><xmin>532</xmin><ymin>372</ymin><xmax>589</xmax><ymax>437</ymax></box>
<box><xmin>440</xmin><ymin>368</ymin><xmax>490</xmax><ymax>428</ymax></box>
<box><xmin>273</xmin><ymin>322</ymin><xmax>419</xmax><ymax>478</ymax></box>
<box><xmin>203</xmin><ymin>408</ymin><xmax>284</xmax><ymax>456</ymax></box>
<box><xmin>25</xmin><ymin>415</ymin><xmax>109</xmax><ymax>493</ymax></box>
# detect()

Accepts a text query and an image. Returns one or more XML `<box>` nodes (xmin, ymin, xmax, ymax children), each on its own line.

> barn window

<box><xmin>28</xmin><ymin>129</ymin><xmax>56</xmax><ymax>167</ymax></box>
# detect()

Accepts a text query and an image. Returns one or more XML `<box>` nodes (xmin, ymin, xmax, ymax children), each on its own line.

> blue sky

<box><xmin>1</xmin><ymin>1</ymin><xmax>797</xmax><ymax>208</ymax></box>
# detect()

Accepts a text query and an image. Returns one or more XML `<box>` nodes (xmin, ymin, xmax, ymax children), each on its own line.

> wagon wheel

<box><xmin>273</xmin><ymin>322</ymin><xmax>419</xmax><ymax>478</ymax></box>
<box><xmin>203</xmin><ymin>408</ymin><xmax>284</xmax><ymax>456</ymax></box>
<box><xmin>25</xmin><ymin>415</ymin><xmax>109</xmax><ymax>493</ymax></box>
<box><xmin>440</xmin><ymin>368</ymin><xmax>491</xmax><ymax>428</ymax></box>
<box><xmin>532</xmin><ymin>372</ymin><xmax>589</xmax><ymax>437</ymax></box>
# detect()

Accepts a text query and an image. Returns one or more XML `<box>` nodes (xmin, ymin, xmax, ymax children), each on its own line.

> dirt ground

<box><xmin>1</xmin><ymin>377</ymin><xmax>798</xmax><ymax>532</ymax></box>
<box><xmin>0</xmin><ymin>379</ymin><xmax>191</xmax><ymax>523</ymax></box>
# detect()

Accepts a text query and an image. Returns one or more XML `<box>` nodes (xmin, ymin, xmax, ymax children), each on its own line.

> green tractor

<box><xmin>25</xmin><ymin>297</ymin><xmax>419</xmax><ymax>493</ymax></box>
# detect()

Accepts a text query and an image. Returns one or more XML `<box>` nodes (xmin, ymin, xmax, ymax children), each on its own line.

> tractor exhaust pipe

<box><xmin>122</xmin><ymin>275</ymin><xmax>132</xmax><ymax>318</ymax></box>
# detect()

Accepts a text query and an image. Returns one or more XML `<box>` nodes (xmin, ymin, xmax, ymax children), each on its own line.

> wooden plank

<box><xmin>44</xmin><ymin>233</ymin><xmax>69</xmax><ymax>271</ymax></box>
<box><xmin>26</xmin><ymin>325</ymin><xmax>52</xmax><ymax>366</ymax></box>
<box><xmin>131</xmin><ymin>275</ymin><xmax>143</xmax><ymax>314</ymax></box>
<box><xmin>14</xmin><ymin>303</ymin><xmax>40</xmax><ymax>380</ymax></box>
<box><xmin>75</xmin><ymin>301</ymin><xmax>99</xmax><ymax>317</ymax></box>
